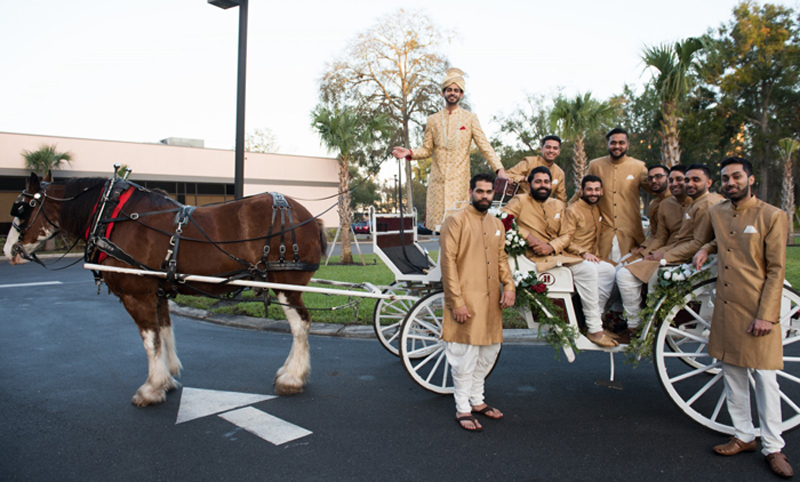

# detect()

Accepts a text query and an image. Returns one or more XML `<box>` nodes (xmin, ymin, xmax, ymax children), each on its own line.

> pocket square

<box><xmin>459</xmin><ymin>126</ymin><xmax>466</xmax><ymax>130</ymax></box>
<box><xmin>626</xmin><ymin>174</ymin><xmax>635</xmax><ymax>180</ymax></box>
<box><xmin>552</xmin><ymin>179</ymin><xmax>559</xmax><ymax>184</ymax></box>
<box><xmin>743</xmin><ymin>225</ymin><xmax>759</xmax><ymax>234</ymax></box>
<box><xmin>554</xmin><ymin>213</ymin><xmax>561</xmax><ymax>219</ymax></box>
<box><xmin>685</xmin><ymin>213</ymin><xmax>691</xmax><ymax>220</ymax></box>
<box><xmin>495</xmin><ymin>229</ymin><xmax>501</xmax><ymax>236</ymax></box>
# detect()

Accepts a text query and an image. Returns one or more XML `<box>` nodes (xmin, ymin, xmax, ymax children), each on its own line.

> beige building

<box><xmin>0</xmin><ymin>132</ymin><xmax>339</xmax><ymax>233</ymax></box>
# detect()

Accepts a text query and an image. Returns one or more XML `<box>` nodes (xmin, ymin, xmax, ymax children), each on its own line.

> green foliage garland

<box><xmin>624</xmin><ymin>263</ymin><xmax>711</xmax><ymax>366</ymax></box>
<box><xmin>515</xmin><ymin>272</ymin><xmax>579</xmax><ymax>359</ymax></box>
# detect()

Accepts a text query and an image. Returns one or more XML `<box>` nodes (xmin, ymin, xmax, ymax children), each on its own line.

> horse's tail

<box><xmin>316</xmin><ymin>219</ymin><xmax>328</xmax><ymax>257</ymax></box>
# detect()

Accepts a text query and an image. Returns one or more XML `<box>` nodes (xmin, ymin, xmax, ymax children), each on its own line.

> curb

<box><xmin>169</xmin><ymin>302</ymin><xmax>545</xmax><ymax>345</ymax></box>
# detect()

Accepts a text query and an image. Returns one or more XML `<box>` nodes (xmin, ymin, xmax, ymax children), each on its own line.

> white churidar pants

<box><xmin>610</xmin><ymin>235</ymin><xmax>622</xmax><ymax>263</ymax></box>
<box><xmin>721</xmin><ymin>362</ymin><xmax>784</xmax><ymax>455</ymax></box>
<box><xmin>615</xmin><ymin>265</ymin><xmax>658</xmax><ymax>329</ymax></box>
<box><xmin>445</xmin><ymin>342</ymin><xmax>502</xmax><ymax>414</ymax></box>
<box><xmin>568</xmin><ymin>260</ymin><xmax>616</xmax><ymax>333</ymax></box>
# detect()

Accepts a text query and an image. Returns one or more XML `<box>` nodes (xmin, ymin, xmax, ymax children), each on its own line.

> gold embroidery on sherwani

<box><xmin>412</xmin><ymin>107</ymin><xmax>502</xmax><ymax>231</ymax></box>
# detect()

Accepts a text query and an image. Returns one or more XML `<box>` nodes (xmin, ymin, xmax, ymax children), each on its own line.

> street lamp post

<box><xmin>208</xmin><ymin>0</ymin><xmax>248</xmax><ymax>200</ymax></box>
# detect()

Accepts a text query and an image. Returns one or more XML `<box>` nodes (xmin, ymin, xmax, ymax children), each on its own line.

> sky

<box><xmin>2</xmin><ymin>0</ymin><xmax>798</xmax><ymax>166</ymax></box>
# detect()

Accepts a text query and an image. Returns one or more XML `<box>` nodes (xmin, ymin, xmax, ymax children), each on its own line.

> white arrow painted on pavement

<box><xmin>219</xmin><ymin>407</ymin><xmax>312</xmax><ymax>445</ymax></box>
<box><xmin>176</xmin><ymin>387</ymin><xmax>313</xmax><ymax>445</ymax></box>
<box><xmin>176</xmin><ymin>387</ymin><xmax>275</xmax><ymax>424</ymax></box>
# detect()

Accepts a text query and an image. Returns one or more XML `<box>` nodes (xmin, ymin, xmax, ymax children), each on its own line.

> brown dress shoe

<box><xmin>713</xmin><ymin>437</ymin><xmax>757</xmax><ymax>456</ymax></box>
<box><xmin>767</xmin><ymin>452</ymin><xmax>794</xmax><ymax>478</ymax></box>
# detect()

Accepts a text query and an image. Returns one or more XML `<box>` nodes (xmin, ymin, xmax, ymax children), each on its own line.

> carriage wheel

<box><xmin>399</xmin><ymin>291</ymin><xmax>499</xmax><ymax>395</ymax></box>
<box><xmin>654</xmin><ymin>278</ymin><xmax>800</xmax><ymax>435</ymax></box>
<box><xmin>373</xmin><ymin>282</ymin><xmax>426</xmax><ymax>357</ymax></box>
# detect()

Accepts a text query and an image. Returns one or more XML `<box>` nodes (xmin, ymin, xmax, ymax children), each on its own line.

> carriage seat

<box><xmin>510</xmin><ymin>255</ymin><xmax>574</xmax><ymax>294</ymax></box>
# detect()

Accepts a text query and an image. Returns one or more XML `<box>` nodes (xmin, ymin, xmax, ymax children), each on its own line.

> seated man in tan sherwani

<box><xmin>628</xmin><ymin>164</ymin><xmax>691</xmax><ymax>261</ymax></box>
<box><xmin>392</xmin><ymin>68</ymin><xmax>507</xmax><ymax>232</ymax></box>
<box><xmin>506</xmin><ymin>135</ymin><xmax>567</xmax><ymax>201</ymax></box>
<box><xmin>616</xmin><ymin>164</ymin><xmax>723</xmax><ymax>331</ymax></box>
<box><xmin>502</xmin><ymin>166</ymin><xmax>617</xmax><ymax>347</ymax></box>
<box><xmin>564</xmin><ymin>175</ymin><xmax>616</xmax><ymax>319</ymax></box>
<box><xmin>440</xmin><ymin>173</ymin><xmax>515</xmax><ymax>432</ymax></box>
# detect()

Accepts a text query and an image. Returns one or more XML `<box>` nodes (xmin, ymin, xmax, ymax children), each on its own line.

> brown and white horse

<box><xmin>4</xmin><ymin>174</ymin><xmax>326</xmax><ymax>406</ymax></box>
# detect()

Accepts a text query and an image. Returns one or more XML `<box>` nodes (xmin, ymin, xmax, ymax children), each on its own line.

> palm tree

<box><xmin>779</xmin><ymin>137</ymin><xmax>800</xmax><ymax>245</ymax></box>
<box><xmin>311</xmin><ymin>105</ymin><xmax>393</xmax><ymax>264</ymax></box>
<box><xmin>550</xmin><ymin>92</ymin><xmax>618</xmax><ymax>191</ymax></box>
<box><xmin>641</xmin><ymin>37</ymin><xmax>705</xmax><ymax>167</ymax></box>
<box><xmin>22</xmin><ymin>144</ymin><xmax>72</xmax><ymax>180</ymax></box>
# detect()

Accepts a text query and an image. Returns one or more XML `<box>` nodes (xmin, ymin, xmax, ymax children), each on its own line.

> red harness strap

<box><xmin>88</xmin><ymin>186</ymin><xmax>135</xmax><ymax>263</ymax></box>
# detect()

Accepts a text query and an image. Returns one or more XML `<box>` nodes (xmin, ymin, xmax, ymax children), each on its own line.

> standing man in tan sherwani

<box><xmin>694</xmin><ymin>158</ymin><xmax>792</xmax><ymax>478</ymax></box>
<box><xmin>392</xmin><ymin>68</ymin><xmax>507</xmax><ymax>232</ymax></box>
<box><xmin>440</xmin><ymin>173</ymin><xmax>515</xmax><ymax>432</ymax></box>
<box><xmin>586</xmin><ymin>127</ymin><xmax>650</xmax><ymax>262</ymax></box>
<box><xmin>506</xmin><ymin>135</ymin><xmax>567</xmax><ymax>201</ymax></box>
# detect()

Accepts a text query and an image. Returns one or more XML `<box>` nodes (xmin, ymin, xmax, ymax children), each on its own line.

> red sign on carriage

<box><xmin>538</xmin><ymin>272</ymin><xmax>555</xmax><ymax>286</ymax></box>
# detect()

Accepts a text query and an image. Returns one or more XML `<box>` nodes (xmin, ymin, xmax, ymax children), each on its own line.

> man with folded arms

<box><xmin>503</xmin><ymin>167</ymin><xmax>617</xmax><ymax>347</ymax></box>
<box><xmin>616</xmin><ymin>164</ymin><xmax>722</xmax><ymax>332</ymax></box>
<box><xmin>506</xmin><ymin>135</ymin><xmax>567</xmax><ymax>201</ymax></box>
<box><xmin>694</xmin><ymin>157</ymin><xmax>792</xmax><ymax>478</ymax></box>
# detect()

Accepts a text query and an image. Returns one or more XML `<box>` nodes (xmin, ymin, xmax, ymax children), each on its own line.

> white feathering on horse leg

<box><xmin>160</xmin><ymin>325</ymin><xmax>183</xmax><ymax>379</ymax></box>
<box><xmin>132</xmin><ymin>329</ymin><xmax>170</xmax><ymax>406</ymax></box>
<box><xmin>274</xmin><ymin>293</ymin><xmax>310</xmax><ymax>395</ymax></box>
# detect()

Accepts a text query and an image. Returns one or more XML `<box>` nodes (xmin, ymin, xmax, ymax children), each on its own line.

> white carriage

<box><xmin>368</xmin><ymin>206</ymin><xmax>800</xmax><ymax>437</ymax></box>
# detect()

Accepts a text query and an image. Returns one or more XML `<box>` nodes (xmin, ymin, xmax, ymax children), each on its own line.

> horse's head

<box><xmin>4</xmin><ymin>173</ymin><xmax>63</xmax><ymax>265</ymax></box>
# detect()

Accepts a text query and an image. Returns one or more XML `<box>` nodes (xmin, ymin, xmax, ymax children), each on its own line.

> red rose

<box><xmin>501</xmin><ymin>214</ymin><xmax>515</xmax><ymax>231</ymax></box>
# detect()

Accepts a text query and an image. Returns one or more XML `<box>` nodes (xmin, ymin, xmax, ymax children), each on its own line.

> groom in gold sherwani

<box><xmin>392</xmin><ymin>68</ymin><xmax>507</xmax><ymax>232</ymax></box>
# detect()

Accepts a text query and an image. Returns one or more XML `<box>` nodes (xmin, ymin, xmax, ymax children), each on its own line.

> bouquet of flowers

<box><xmin>489</xmin><ymin>208</ymin><xmax>527</xmax><ymax>258</ymax></box>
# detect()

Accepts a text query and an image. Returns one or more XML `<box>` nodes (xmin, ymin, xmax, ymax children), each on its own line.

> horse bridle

<box><xmin>9</xmin><ymin>183</ymin><xmax>95</xmax><ymax>265</ymax></box>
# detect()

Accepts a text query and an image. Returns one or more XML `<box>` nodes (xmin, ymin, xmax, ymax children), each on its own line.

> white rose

<box><xmin>660</xmin><ymin>259</ymin><xmax>667</xmax><ymax>266</ymax></box>
<box><xmin>675</xmin><ymin>273</ymin><xmax>685</xmax><ymax>281</ymax></box>
<box><xmin>501</xmin><ymin>213</ymin><xmax>508</xmax><ymax>219</ymax></box>
<box><xmin>505</xmin><ymin>240</ymin><xmax>511</xmax><ymax>246</ymax></box>
<box><xmin>663</xmin><ymin>271</ymin><xmax>672</xmax><ymax>280</ymax></box>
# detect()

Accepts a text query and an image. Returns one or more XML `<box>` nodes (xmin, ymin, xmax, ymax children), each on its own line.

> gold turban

<box><xmin>441</xmin><ymin>68</ymin><xmax>465</xmax><ymax>91</ymax></box>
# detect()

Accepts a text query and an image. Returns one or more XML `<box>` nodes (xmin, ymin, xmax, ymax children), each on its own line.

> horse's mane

<box><xmin>58</xmin><ymin>178</ymin><xmax>179</xmax><ymax>238</ymax></box>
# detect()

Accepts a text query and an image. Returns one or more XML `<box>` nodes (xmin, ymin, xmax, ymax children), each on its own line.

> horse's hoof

<box><xmin>274</xmin><ymin>375</ymin><xmax>304</xmax><ymax>395</ymax></box>
<box><xmin>132</xmin><ymin>386</ymin><xmax>166</xmax><ymax>407</ymax></box>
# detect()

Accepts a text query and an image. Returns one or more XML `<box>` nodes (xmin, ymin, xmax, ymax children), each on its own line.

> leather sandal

<box><xmin>587</xmin><ymin>332</ymin><xmax>619</xmax><ymax>348</ymax></box>
<box><xmin>456</xmin><ymin>414</ymin><xmax>482</xmax><ymax>432</ymax></box>
<box><xmin>766</xmin><ymin>452</ymin><xmax>794</xmax><ymax>478</ymax></box>
<box><xmin>712</xmin><ymin>437</ymin><xmax>757</xmax><ymax>456</ymax></box>
<box><xmin>472</xmin><ymin>405</ymin><xmax>503</xmax><ymax>420</ymax></box>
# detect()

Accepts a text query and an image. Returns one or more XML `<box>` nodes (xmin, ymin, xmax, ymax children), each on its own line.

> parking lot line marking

<box><xmin>219</xmin><ymin>407</ymin><xmax>312</xmax><ymax>445</ymax></box>
<box><xmin>0</xmin><ymin>281</ymin><xmax>63</xmax><ymax>289</ymax></box>
<box><xmin>176</xmin><ymin>387</ymin><xmax>275</xmax><ymax>424</ymax></box>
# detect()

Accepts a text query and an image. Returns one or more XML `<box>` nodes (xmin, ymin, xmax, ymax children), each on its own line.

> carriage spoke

<box><xmin>686</xmin><ymin>371</ymin><xmax>724</xmax><ymax>406</ymax></box>
<box><xmin>667</xmin><ymin>326</ymin><xmax>708</xmax><ymax>344</ymax></box>
<box><xmin>410</xmin><ymin>318</ymin><xmax>441</xmax><ymax>336</ymax></box>
<box><xmin>441</xmin><ymin>360</ymin><xmax>450</xmax><ymax>389</ymax></box>
<box><xmin>670</xmin><ymin>361</ymin><xmax>721</xmax><ymax>384</ymax></box>
<box><xmin>682</xmin><ymin>306</ymin><xmax>711</xmax><ymax>329</ymax></box>
<box><xmin>783</xmin><ymin>356</ymin><xmax>800</xmax><ymax>363</ymax></box>
<box><xmin>710</xmin><ymin>389</ymin><xmax>728</xmax><ymax>423</ymax></box>
<box><xmin>777</xmin><ymin>369</ymin><xmax>800</xmax><ymax>385</ymax></box>
<box><xmin>778</xmin><ymin>385</ymin><xmax>800</xmax><ymax>416</ymax></box>
<box><xmin>779</xmin><ymin>305</ymin><xmax>800</xmax><ymax>325</ymax></box>
<box><xmin>425</xmin><ymin>350</ymin><xmax>445</xmax><ymax>384</ymax></box>
<box><xmin>384</xmin><ymin>329</ymin><xmax>401</xmax><ymax>344</ymax></box>
<box><xmin>411</xmin><ymin>345</ymin><xmax>444</xmax><ymax>371</ymax></box>
<box><xmin>662</xmin><ymin>352</ymin><xmax>713</xmax><ymax>358</ymax></box>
